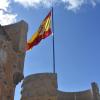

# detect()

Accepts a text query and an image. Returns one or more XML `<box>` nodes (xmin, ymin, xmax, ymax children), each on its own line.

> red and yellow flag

<box><xmin>26</xmin><ymin>11</ymin><xmax>52</xmax><ymax>50</ymax></box>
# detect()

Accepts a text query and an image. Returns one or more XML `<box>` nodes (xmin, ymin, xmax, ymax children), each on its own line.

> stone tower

<box><xmin>0</xmin><ymin>21</ymin><xmax>28</xmax><ymax>100</ymax></box>
<box><xmin>91</xmin><ymin>82</ymin><xmax>100</xmax><ymax>100</ymax></box>
<box><xmin>21</xmin><ymin>73</ymin><xmax>57</xmax><ymax>100</ymax></box>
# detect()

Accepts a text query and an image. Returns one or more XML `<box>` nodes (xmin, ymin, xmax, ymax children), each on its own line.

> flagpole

<box><xmin>51</xmin><ymin>7</ymin><xmax>56</xmax><ymax>73</ymax></box>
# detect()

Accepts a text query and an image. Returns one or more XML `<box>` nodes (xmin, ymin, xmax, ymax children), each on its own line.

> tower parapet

<box><xmin>21</xmin><ymin>73</ymin><xmax>58</xmax><ymax>100</ymax></box>
<box><xmin>91</xmin><ymin>82</ymin><xmax>100</xmax><ymax>100</ymax></box>
<box><xmin>21</xmin><ymin>73</ymin><xmax>100</xmax><ymax>100</ymax></box>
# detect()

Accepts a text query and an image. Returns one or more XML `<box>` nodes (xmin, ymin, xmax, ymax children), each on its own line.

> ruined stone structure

<box><xmin>21</xmin><ymin>73</ymin><xmax>58</xmax><ymax>100</ymax></box>
<box><xmin>0</xmin><ymin>21</ymin><xmax>28</xmax><ymax>100</ymax></box>
<box><xmin>21</xmin><ymin>73</ymin><xmax>100</xmax><ymax>100</ymax></box>
<box><xmin>0</xmin><ymin>21</ymin><xmax>100</xmax><ymax>100</ymax></box>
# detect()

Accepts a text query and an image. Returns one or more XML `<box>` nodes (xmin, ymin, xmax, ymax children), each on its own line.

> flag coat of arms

<box><xmin>26</xmin><ymin>11</ymin><xmax>52</xmax><ymax>50</ymax></box>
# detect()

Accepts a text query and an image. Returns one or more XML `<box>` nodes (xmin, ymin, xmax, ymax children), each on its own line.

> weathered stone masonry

<box><xmin>0</xmin><ymin>21</ymin><xmax>28</xmax><ymax>100</ymax></box>
<box><xmin>21</xmin><ymin>73</ymin><xmax>100</xmax><ymax>100</ymax></box>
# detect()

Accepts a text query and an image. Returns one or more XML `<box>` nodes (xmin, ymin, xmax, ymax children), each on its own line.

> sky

<box><xmin>0</xmin><ymin>0</ymin><xmax>100</xmax><ymax>100</ymax></box>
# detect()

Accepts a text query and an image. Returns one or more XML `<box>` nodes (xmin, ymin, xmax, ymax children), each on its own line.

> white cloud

<box><xmin>62</xmin><ymin>0</ymin><xmax>100</xmax><ymax>10</ymax></box>
<box><xmin>14</xmin><ymin>0</ymin><xmax>58</xmax><ymax>8</ymax></box>
<box><xmin>14</xmin><ymin>0</ymin><xmax>41</xmax><ymax>8</ymax></box>
<box><xmin>0</xmin><ymin>0</ymin><xmax>17</xmax><ymax>25</ymax></box>
<box><xmin>0</xmin><ymin>10</ymin><xmax>17</xmax><ymax>25</ymax></box>
<box><xmin>90</xmin><ymin>0</ymin><xmax>100</xmax><ymax>6</ymax></box>
<box><xmin>0</xmin><ymin>0</ymin><xmax>10</xmax><ymax>11</ymax></box>
<box><xmin>91</xmin><ymin>0</ymin><xmax>96</xmax><ymax>6</ymax></box>
<box><xmin>0</xmin><ymin>0</ymin><xmax>99</xmax><ymax>25</ymax></box>
<box><xmin>14</xmin><ymin>0</ymin><xmax>100</xmax><ymax>11</ymax></box>
<box><xmin>62</xmin><ymin>0</ymin><xmax>84</xmax><ymax>11</ymax></box>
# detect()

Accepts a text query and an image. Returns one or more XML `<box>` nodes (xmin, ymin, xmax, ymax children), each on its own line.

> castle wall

<box><xmin>21</xmin><ymin>73</ymin><xmax>100</xmax><ymax>100</ymax></box>
<box><xmin>58</xmin><ymin>89</ymin><xmax>93</xmax><ymax>100</ymax></box>
<box><xmin>0</xmin><ymin>21</ymin><xmax>28</xmax><ymax>100</ymax></box>
<box><xmin>21</xmin><ymin>73</ymin><xmax>58</xmax><ymax>100</ymax></box>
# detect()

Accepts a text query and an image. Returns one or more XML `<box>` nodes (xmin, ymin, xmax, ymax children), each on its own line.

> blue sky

<box><xmin>0</xmin><ymin>0</ymin><xmax>100</xmax><ymax>100</ymax></box>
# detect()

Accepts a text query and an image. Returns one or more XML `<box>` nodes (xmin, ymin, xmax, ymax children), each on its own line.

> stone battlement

<box><xmin>21</xmin><ymin>73</ymin><xmax>100</xmax><ymax>100</ymax></box>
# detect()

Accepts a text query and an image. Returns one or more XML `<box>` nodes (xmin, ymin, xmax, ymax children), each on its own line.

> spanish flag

<box><xmin>26</xmin><ymin>11</ymin><xmax>52</xmax><ymax>50</ymax></box>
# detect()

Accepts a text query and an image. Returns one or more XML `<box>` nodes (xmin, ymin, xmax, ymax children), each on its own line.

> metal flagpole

<box><xmin>51</xmin><ymin>7</ymin><xmax>56</xmax><ymax>73</ymax></box>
